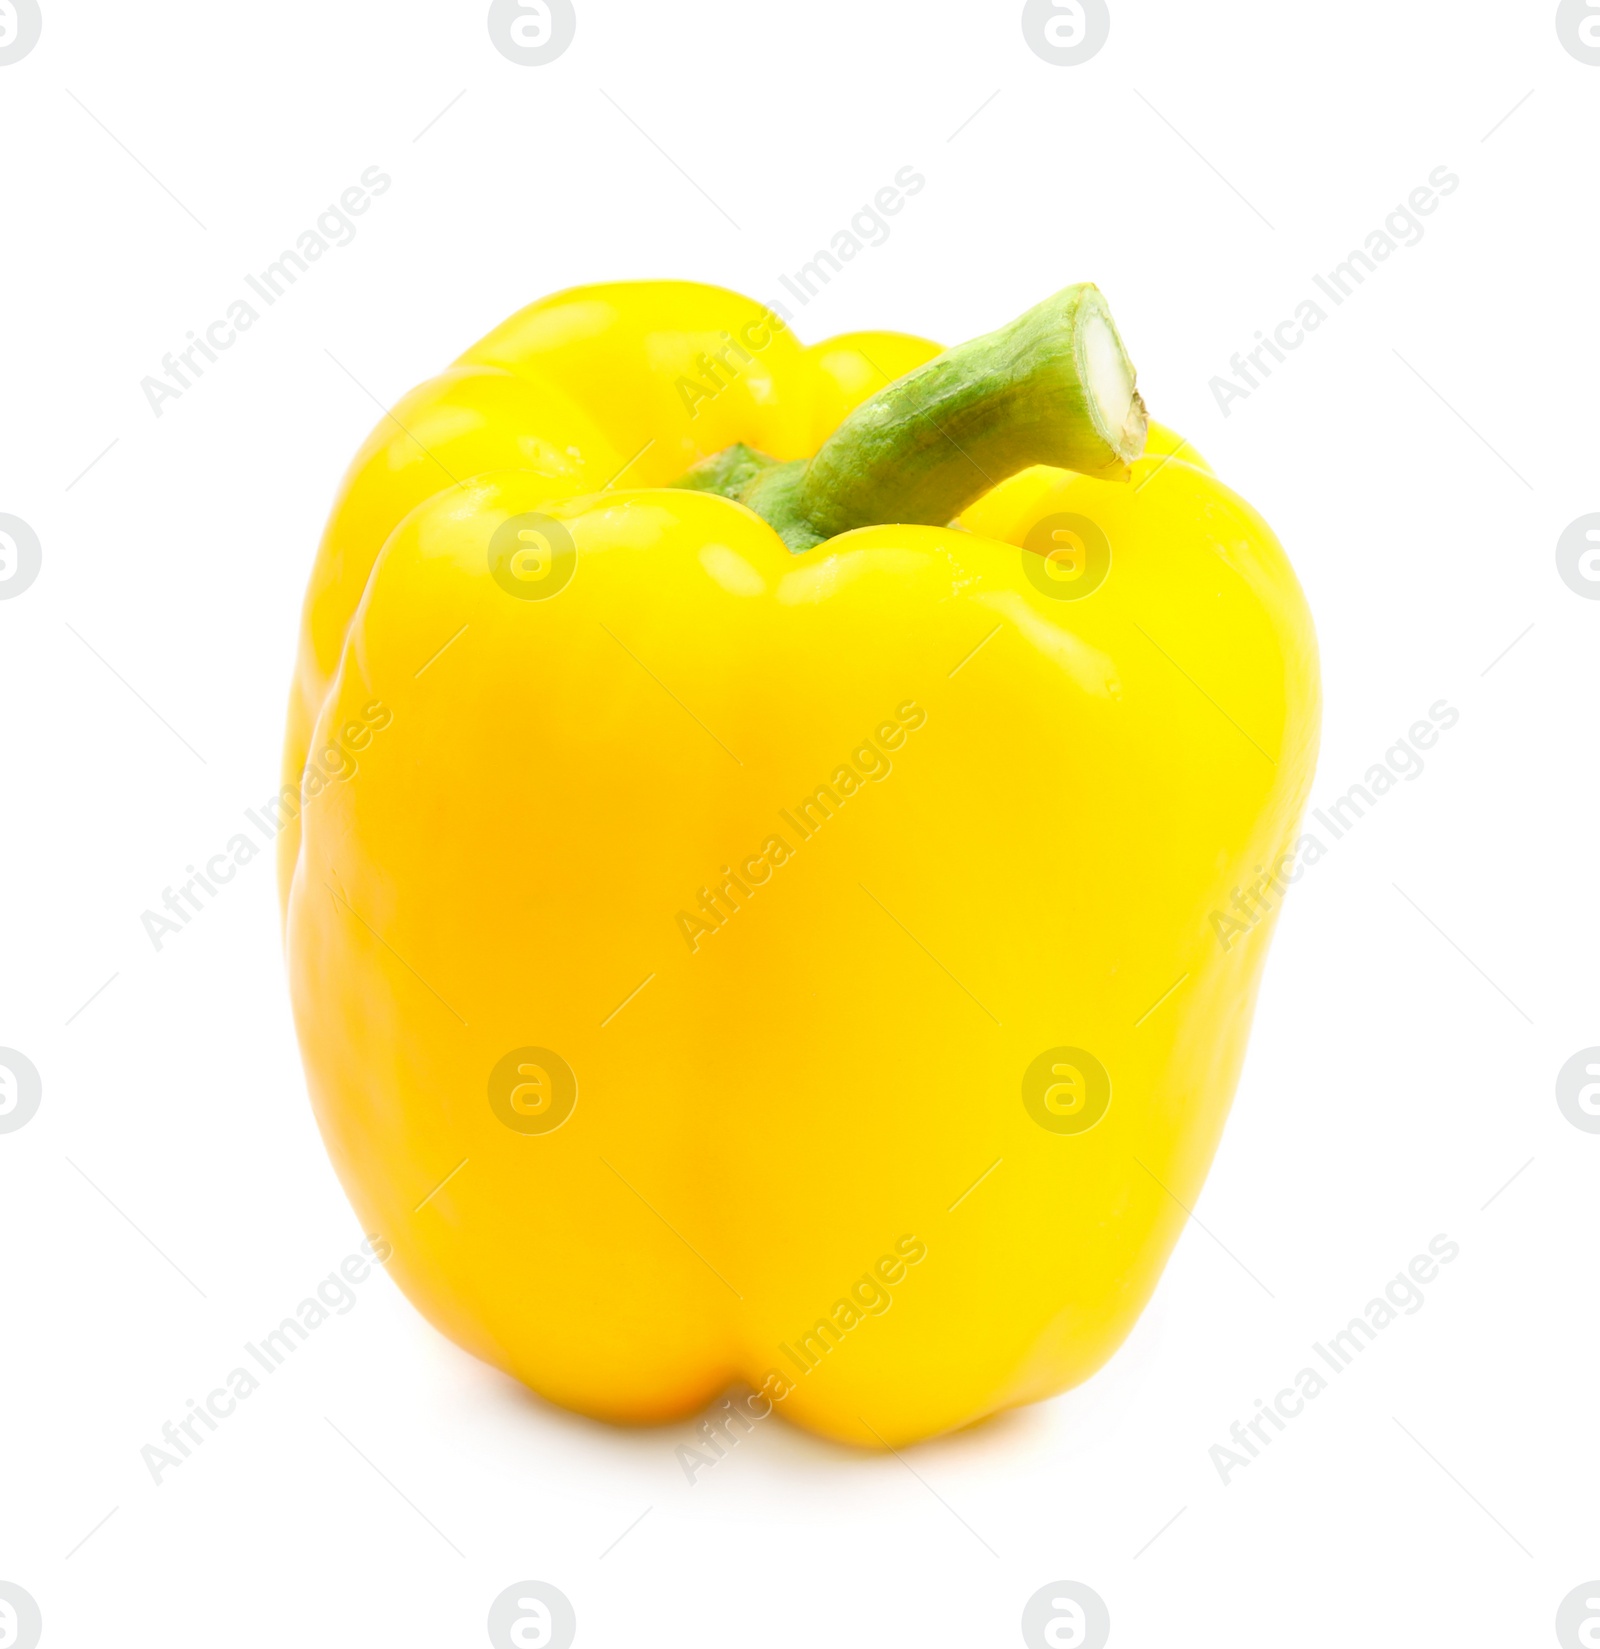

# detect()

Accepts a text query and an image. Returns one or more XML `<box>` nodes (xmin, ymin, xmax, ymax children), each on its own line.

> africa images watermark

<box><xmin>140</xmin><ymin>699</ymin><xmax>392</xmax><ymax>950</ymax></box>
<box><xmin>676</xmin><ymin>700</ymin><xmax>927</xmax><ymax>952</ymax></box>
<box><xmin>140</xmin><ymin>165</ymin><xmax>392</xmax><ymax>417</ymax></box>
<box><xmin>1209</xmin><ymin>1233</ymin><xmax>1459</xmax><ymax>1486</ymax></box>
<box><xmin>140</xmin><ymin>1236</ymin><xmax>391</xmax><ymax>1485</ymax></box>
<box><xmin>673</xmin><ymin>305</ymin><xmax>789</xmax><ymax>419</ymax></box>
<box><xmin>1209</xmin><ymin>165</ymin><xmax>1460</xmax><ymax>417</ymax></box>
<box><xmin>675</xmin><ymin>1234</ymin><xmax>928</xmax><ymax>1483</ymax></box>
<box><xmin>773</xmin><ymin>165</ymin><xmax>926</xmax><ymax>311</ymax></box>
<box><xmin>1210</xmin><ymin>699</ymin><xmax>1459</xmax><ymax>951</ymax></box>
<box><xmin>671</xmin><ymin>163</ymin><xmax>929</xmax><ymax>421</ymax></box>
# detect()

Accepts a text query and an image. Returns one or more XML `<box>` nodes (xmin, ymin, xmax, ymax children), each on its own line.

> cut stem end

<box><xmin>669</xmin><ymin>282</ymin><xmax>1147</xmax><ymax>552</ymax></box>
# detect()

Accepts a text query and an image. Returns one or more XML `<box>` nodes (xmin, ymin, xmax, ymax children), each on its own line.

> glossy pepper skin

<box><xmin>282</xmin><ymin>281</ymin><xmax>1319</xmax><ymax>1447</ymax></box>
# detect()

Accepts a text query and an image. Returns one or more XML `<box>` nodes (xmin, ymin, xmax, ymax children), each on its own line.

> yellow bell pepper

<box><xmin>282</xmin><ymin>280</ymin><xmax>1319</xmax><ymax>1447</ymax></box>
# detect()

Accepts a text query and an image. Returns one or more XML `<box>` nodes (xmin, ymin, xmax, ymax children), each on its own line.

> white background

<box><xmin>3</xmin><ymin>2</ymin><xmax>1598</xmax><ymax>1644</ymax></box>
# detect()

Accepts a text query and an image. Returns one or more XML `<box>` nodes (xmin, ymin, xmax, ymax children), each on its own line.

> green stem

<box><xmin>670</xmin><ymin>283</ymin><xmax>1147</xmax><ymax>551</ymax></box>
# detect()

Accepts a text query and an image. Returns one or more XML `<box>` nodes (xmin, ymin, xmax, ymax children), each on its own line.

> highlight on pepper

<box><xmin>280</xmin><ymin>278</ymin><xmax>1320</xmax><ymax>1448</ymax></box>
